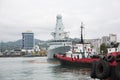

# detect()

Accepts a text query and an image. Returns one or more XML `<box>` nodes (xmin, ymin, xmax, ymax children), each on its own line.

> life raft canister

<box><xmin>116</xmin><ymin>54</ymin><xmax>120</xmax><ymax>62</ymax></box>
<box><xmin>95</xmin><ymin>60</ymin><xmax>110</xmax><ymax>79</ymax></box>
<box><xmin>90</xmin><ymin>60</ymin><xmax>97</xmax><ymax>78</ymax></box>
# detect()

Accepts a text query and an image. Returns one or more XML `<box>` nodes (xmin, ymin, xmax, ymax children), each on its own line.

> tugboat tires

<box><xmin>90</xmin><ymin>61</ymin><xmax>97</xmax><ymax>78</ymax></box>
<box><xmin>95</xmin><ymin>60</ymin><xmax>110</xmax><ymax>79</ymax></box>
<box><xmin>116</xmin><ymin>54</ymin><xmax>120</xmax><ymax>62</ymax></box>
<box><xmin>102</xmin><ymin>56</ymin><xmax>107</xmax><ymax>61</ymax></box>
<box><xmin>106</xmin><ymin>55</ymin><xmax>115</xmax><ymax>62</ymax></box>
<box><xmin>115</xmin><ymin>62</ymin><xmax>120</xmax><ymax>79</ymax></box>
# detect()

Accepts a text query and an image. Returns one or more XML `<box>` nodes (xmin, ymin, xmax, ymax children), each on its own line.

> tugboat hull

<box><xmin>59</xmin><ymin>59</ymin><xmax>92</xmax><ymax>68</ymax></box>
<box><xmin>55</xmin><ymin>54</ymin><xmax>99</xmax><ymax>68</ymax></box>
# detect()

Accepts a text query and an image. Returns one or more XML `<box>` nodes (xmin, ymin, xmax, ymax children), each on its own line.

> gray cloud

<box><xmin>0</xmin><ymin>0</ymin><xmax>120</xmax><ymax>42</ymax></box>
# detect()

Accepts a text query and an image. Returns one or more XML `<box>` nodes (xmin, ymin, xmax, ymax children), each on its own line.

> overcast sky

<box><xmin>0</xmin><ymin>0</ymin><xmax>120</xmax><ymax>42</ymax></box>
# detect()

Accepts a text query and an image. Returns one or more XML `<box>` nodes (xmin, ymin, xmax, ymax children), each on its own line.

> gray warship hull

<box><xmin>47</xmin><ymin>46</ymin><xmax>71</xmax><ymax>59</ymax></box>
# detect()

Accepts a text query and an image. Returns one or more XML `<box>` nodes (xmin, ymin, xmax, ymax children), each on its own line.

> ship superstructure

<box><xmin>51</xmin><ymin>15</ymin><xmax>69</xmax><ymax>40</ymax></box>
<box><xmin>47</xmin><ymin>15</ymin><xmax>72</xmax><ymax>59</ymax></box>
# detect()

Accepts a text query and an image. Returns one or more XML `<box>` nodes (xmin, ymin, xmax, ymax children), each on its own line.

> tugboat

<box><xmin>54</xmin><ymin>22</ymin><xmax>100</xmax><ymax>68</ymax></box>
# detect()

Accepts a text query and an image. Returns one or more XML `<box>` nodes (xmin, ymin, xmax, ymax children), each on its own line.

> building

<box><xmin>102</xmin><ymin>36</ymin><xmax>109</xmax><ymax>44</ymax></box>
<box><xmin>91</xmin><ymin>39</ymin><xmax>102</xmax><ymax>53</ymax></box>
<box><xmin>109</xmin><ymin>34</ymin><xmax>117</xmax><ymax>43</ymax></box>
<box><xmin>86</xmin><ymin>39</ymin><xmax>102</xmax><ymax>54</ymax></box>
<box><xmin>22</xmin><ymin>31</ymin><xmax>34</xmax><ymax>50</ymax></box>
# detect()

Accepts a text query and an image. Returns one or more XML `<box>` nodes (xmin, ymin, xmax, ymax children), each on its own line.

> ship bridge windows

<box><xmin>50</xmin><ymin>40</ymin><xmax>68</xmax><ymax>42</ymax></box>
<box><xmin>59</xmin><ymin>33</ymin><xmax>61</xmax><ymax>36</ymax></box>
<box><xmin>59</xmin><ymin>28</ymin><xmax>61</xmax><ymax>30</ymax></box>
<box><xmin>74</xmin><ymin>47</ymin><xmax>78</xmax><ymax>49</ymax></box>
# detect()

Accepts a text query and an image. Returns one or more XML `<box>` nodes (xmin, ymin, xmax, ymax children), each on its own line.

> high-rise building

<box><xmin>22</xmin><ymin>31</ymin><xmax>34</xmax><ymax>50</ymax></box>
<box><xmin>109</xmin><ymin>34</ymin><xmax>117</xmax><ymax>42</ymax></box>
<box><xmin>102</xmin><ymin>36</ymin><xmax>109</xmax><ymax>44</ymax></box>
<box><xmin>85</xmin><ymin>39</ymin><xmax>102</xmax><ymax>53</ymax></box>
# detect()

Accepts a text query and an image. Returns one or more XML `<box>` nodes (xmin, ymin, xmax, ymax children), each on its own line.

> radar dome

<box><xmin>57</xmin><ymin>14</ymin><xmax>62</xmax><ymax>19</ymax></box>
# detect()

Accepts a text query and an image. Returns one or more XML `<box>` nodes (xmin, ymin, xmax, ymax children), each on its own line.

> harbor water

<box><xmin>0</xmin><ymin>57</ymin><xmax>98</xmax><ymax>80</ymax></box>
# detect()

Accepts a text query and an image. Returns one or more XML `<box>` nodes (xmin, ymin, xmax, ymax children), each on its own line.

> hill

<box><xmin>0</xmin><ymin>39</ymin><xmax>45</xmax><ymax>51</ymax></box>
<box><xmin>0</xmin><ymin>38</ymin><xmax>81</xmax><ymax>52</ymax></box>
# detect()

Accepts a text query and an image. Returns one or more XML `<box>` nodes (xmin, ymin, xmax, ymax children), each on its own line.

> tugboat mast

<box><xmin>80</xmin><ymin>22</ymin><xmax>85</xmax><ymax>58</ymax></box>
<box><xmin>80</xmin><ymin>22</ymin><xmax>84</xmax><ymax>44</ymax></box>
